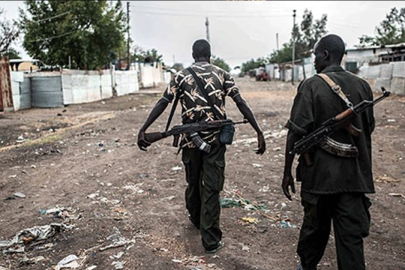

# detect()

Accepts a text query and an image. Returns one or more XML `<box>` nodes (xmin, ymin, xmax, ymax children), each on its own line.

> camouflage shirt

<box><xmin>163</xmin><ymin>61</ymin><xmax>240</xmax><ymax>148</ymax></box>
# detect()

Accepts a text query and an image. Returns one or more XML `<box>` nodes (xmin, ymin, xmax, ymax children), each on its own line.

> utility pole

<box><xmin>205</xmin><ymin>17</ymin><xmax>210</xmax><ymax>43</ymax></box>
<box><xmin>127</xmin><ymin>1</ymin><xmax>130</xmax><ymax>70</ymax></box>
<box><xmin>276</xmin><ymin>33</ymin><xmax>279</xmax><ymax>50</ymax></box>
<box><xmin>292</xmin><ymin>9</ymin><xmax>296</xmax><ymax>85</ymax></box>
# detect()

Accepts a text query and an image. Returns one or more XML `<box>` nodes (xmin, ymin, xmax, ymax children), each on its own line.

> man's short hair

<box><xmin>317</xmin><ymin>34</ymin><xmax>345</xmax><ymax>61</ymax></box>
<box><xmin>192</xmin><ymin>39</ymin><xmax>211</xmax><ymax>58</ymax></box>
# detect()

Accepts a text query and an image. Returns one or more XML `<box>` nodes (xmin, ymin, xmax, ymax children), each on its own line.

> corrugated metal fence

<box><xmin>10</xmin><ymin>69</ymin><xmax>140</xmax><ymax>110</ymax></box>
<box><xmin>358</xmin><ymin>62</ymin><xmax>405</xmax><ymax>95</ymax></box>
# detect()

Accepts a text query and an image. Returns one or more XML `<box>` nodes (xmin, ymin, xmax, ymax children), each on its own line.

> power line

<box><xmin>31</xmin><ymin>30</ymin><xmax>75</xmax><ymax>43</ymax></box>
<box><xmin>35</xmin><ymin>11</ymin><xmax>70</xmax><ymax>23</ymax></box>
<box><xmin>132</xmin><ymin>10</ymin><xmax>290</xmax><ymax>18</ymax></box>
<box><xmin>132</xmin><ymin>4</ymin><xmax>293</xmax><ymax>15</ymax></box>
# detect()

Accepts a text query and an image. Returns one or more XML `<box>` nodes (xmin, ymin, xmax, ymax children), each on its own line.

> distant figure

<box><xmin>137</xmin><ymin>39</ymin><xmax>266</xmax><ymax>253</ymax></box>
<box><xmin>281</xmin><ymin>34</ymin><xmax>375</xmax><ymax>270</ymax></box>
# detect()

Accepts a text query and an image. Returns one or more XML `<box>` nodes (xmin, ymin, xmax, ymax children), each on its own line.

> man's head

<box><xmin>313</xmin><ymin>34</ymin><xmax>345</xmax><ymax>73</ymax></box>
<box><xmin>192</xmin><ymin>39</ymin><xmax>211</xmax><ymax>62</ymax></box>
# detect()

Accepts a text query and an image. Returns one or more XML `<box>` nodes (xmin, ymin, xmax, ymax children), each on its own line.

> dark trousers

<box><xmin>297</xmin><ymin>193</ymin><xmax>371</xmax><ymax>270</ymax></box>
<box><xmin>182</xmin><ymin>139</ymin><xmax>226</xmax><ymax>250</ymax></box>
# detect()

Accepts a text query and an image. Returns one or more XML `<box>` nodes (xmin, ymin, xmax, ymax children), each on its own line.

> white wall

<box><xmin>10</xmin><ymin>72</ymin><xmax>24</xmax><ymax>111</ymax></box>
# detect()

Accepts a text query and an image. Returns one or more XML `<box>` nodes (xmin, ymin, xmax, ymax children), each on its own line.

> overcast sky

<box><xmin>0</xmin><ymin>1</ymin><xmax>401</xmax><ymax>69</ymax></box>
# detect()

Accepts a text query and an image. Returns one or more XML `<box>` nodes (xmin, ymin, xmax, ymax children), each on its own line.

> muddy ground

<box><xmin>0</xmin><ymin>77</ymin><xmax>404</xmax><ymax>270</ymax></box>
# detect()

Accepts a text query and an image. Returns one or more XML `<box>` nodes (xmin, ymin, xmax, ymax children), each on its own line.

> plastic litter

<box><xmin>57</xmin><ymin>254</ymin><xmax>79</xmax><ymax>265</ymax></box>
<box><xmin>280</xmin><ymin>220</ymin><xmax>296</xmax><ymax>228</ymax></box>
<box><xmin>220</xmin><ymin>197</ymin><xmax>267</xmax><ymax>210</ymax></box>
<box><xmin>171</xmin><ymin>166</ymin><xmax>182</xmax><ymax>171</ymax></box>
<box><xmin>241</xmin><ymin>217</ymin><xmax>259</xmax><ymax>224</ymax></box>
<box><xmin>1</xmin><ymin>223</ymin><xmax>73</xmax><ymax>254</ymax></box>
<box><xmin>111</xmin><ymin>261</ymin><xmax>126</xmax><ymax>269</ymax></box>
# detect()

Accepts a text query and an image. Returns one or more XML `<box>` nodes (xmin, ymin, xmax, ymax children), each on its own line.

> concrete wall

<box><xmin>114</xmin><ymin>70</ymin><xmax>139</xmax><ymax>96</ymax></box>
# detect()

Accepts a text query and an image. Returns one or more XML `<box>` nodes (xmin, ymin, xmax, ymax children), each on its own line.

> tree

<box><xmin>358</xmin><ymin>7</ymin><xmax>405</xmax><ymax>47</ymax></box>
<box><xmin>0</xmin><ymin>8</ymin><xmax>20</xmax><ymax>56</ymax></box>
<box><xmin>19</xmin><ymin>0</ymin><xmax>127</xmax><ymax>70</ymax></box>
<box><xmin>211</xmin><ymin>55</ymin><xmax>231</xmax><ymax>72</ymax></box>
<box><xmin>2</xmin><ymin>48</ymin><xmax>21</xmax><ymax>59</ymax></box>
<box><xmin>269</xmin><ymin>9</ymin><xmax>327</xmax><ymax>63</ymax></box>
<box><xmin>132</xmin><ymin>46</ymin><xmax>163</xmax><ymax>64</ymax></box>
<box><xmin>241</xmin><ymin>57</ymin><xmax>268</xmax><ymax>73</ymax></box>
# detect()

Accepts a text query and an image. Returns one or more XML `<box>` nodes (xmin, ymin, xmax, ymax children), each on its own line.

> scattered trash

<box><xmin>16</xmin><ymin>136</ymin><xmax>25</xmax><ymax>143</ymax></box>
<box><xmin>161</xmin><ymin>196</ymin><xmax>176</xmax><ymax>201</ymax></box>
<box><xmin>1</xmin><ymin>223</ymin><xmax>73</xmax><ymax>254</ymax></box>
<box><xmin>273</xmin><ymin>147</ymin><xmax>282</xmax><ymax>151</ymax></box>
<box><xmin>389</xmin><ymin>193</ymin><xmax>404</xmax><ymax>198</ymax></box>
<box><xmin>123</xmin><ymin>184</ymin><xmax>144</xmax><ymax>194</ymax></box>
<box><xmin>375</xmin><ymin>175</ymin><xmax>399</xmax><ymax>183</ymax></box>
<box><xmin>242</xmin><ymin>245</ymin><xmax>250</xmax><ymax>252</ymax></box>
<box><xmin>220</xmin><ymin>197</ymin><xmax>267</xmax><ymax>211</ymax></box>
<box><xmin>172</xmin><ymin>259</ymin><xmax>182</xmax><ymax>263</ymax></box>
<box><xmin>57</xmin><ymin>254</ymin><xmax>79</xmax><ymax>265</ymax></box>
<box><xmin>252</xmin><ymin>163</ymin><xmax>263</xmax><ymax>168</ymax></box>
<box><xmin>19</xmin><ymin>255</ymin><xmax>46</xmax><ymax>265</ymax></box>
<box><xmin>241</xmin><ymin>217</ymin><xmax>259</xmax><ymax>224</ymax></box>
<box><xmin>387</xmin><ymin>119</ymin><xmax>396</xmax><ymax>122</ymax></box>
<box><xmin>259</xmin><ymin>185</ymin><xmax>270</xmax><ymax>192</ymax></box>
<box><xmin>38</xmin><ymin>207</ymin><xmax>70</xmax><ymax>218</ymax></box>
<box><xmin>280</xmin><ymin>220</ymin><xmax>296</xmax><ymax>228</ymax></box>
<box><xmin>139</xmin><ymin>174</ymin><xmax>148</xmax><ymax>178</ymax></box>
<box><xmin>111</xmin><ymin>261</ymin><xmax>126</xmax><ymax>269</ymax></box>
<box><xmin>99</xmin><ymin>227</ymin><xmax>136</xmax><ymax>252</ymax></box>
<box><xmin>85</xmin><ymin>266</ymin><xmax>97</xmax><ymax>270</ymax></box>
<box><xmin>171</xmin><ymin>166</ymin><xmax>182</xmax><ymax>171</ymax></box>
<box><xmin>110</xmin><ymin>251</ymin><xmax>124</xmax><ymax>259</ymax></box>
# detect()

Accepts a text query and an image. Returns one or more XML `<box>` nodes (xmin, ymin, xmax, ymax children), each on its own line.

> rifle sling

<box><xmin>317</xmin><ymin>73</ymin><xmax>353</xmax><ymax>109</ymax></box>
<box><xmin>187</xmin><ymin>67</ymin><xmax>225</xmax><ymax>120</ymax></box>
<box><xmin>165</xmin><ymin>85</ymin><xmax>181</xmax><ymax>132</ymax></box>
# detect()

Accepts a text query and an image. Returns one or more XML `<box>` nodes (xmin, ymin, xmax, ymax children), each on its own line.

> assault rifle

<box><xmin>144</xmin><ymin>119</ymin><xmax>248</xmax><ymax>153</ymax></box>
<box><xmin>290</xmin><ymin>87</ymin><xmax>390</xmax><ymax>164</ymax></box>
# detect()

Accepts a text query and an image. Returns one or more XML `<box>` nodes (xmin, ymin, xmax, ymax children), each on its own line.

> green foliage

<box><xmin>357</xmin><ymin>7</ymin><xmax>405</xmax><ymax>47</ymax></box>
<box><xmin>269</xmin><ymin>9</ymin><xmax>327</xmax><ymax>63</ymax></box>
<box><xmin>241</xmin><ymin>57</ymin><xmax>268</xmax><ymax>73</ymax></box>
<box><xmin>2</xmin><ymin>48</ymin><xmax>21</xmax><ymax>59</ymax></box>
<box><xmin>211</xmin><ymin>55</ymin><xmax>231</xmax><ymax>72</ymax></box>
<box><xmin>19</xmin><ymin>0</ymin><xmax>127</xmax><ymax>70</ymax></box>
<box><xmin>0</xmin><ymin>8</ymin><xmax>20</xmax><ymax>55</ymax></box>
<box><xmin>132</xmin><ymin>46</ymin><xmax>163</xmax><ymax>63</ymax></box>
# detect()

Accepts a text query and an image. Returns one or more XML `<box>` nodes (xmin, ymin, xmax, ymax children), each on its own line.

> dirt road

<box><xmin>0</xmin><ymin>77</ymin><xmax>404</xmax><ymax>270</ymax></box>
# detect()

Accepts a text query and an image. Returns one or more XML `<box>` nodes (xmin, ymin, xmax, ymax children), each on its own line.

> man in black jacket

<box><xmin>282</xmin><ymin>34</ymin><xmax>375</xmax><ymax>270</ymax></box>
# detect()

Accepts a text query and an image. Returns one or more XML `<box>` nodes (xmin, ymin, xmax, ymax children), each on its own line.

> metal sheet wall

<box><xmin>31</xmin><ymin>75</ymin><xmax>63</xmax><ymax>108</ymax></box>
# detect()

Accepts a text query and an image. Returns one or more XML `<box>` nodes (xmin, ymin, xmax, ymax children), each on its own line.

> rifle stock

<box><xmin>144</xmin><ymin>132</ymin><xmax>169</xmax><ymax>144</ymax></box>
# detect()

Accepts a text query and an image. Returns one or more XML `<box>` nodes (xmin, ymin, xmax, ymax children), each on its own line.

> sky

<box><xmin>0</xmin><ymin>1</ymin><xmax>402</xmax><ymax>69</ymax></box>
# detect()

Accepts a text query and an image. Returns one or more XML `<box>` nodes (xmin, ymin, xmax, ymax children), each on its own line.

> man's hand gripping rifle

<box><xmin>144</xmin><ymin>119</ymin><xmax>248</xmax><ymax>153</ymax></box>
<box><xmin>290</xmin><ymin>87</ymin><xmax>390</xmax><ymax>165</ymax></box>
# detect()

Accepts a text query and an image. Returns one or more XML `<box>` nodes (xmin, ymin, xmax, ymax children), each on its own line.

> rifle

<box><xmin>290</xmin><ymin>87</ymin><xmax>390</xmax><ymax>165</ymax></box>
<box><xmin>144</xmin><ymin>119</ymin><xmax>248</xmax><ymax>153</ymax></box>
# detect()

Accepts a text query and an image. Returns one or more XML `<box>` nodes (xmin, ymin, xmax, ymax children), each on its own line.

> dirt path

<box><xmin>0</xmin><ymin>77</ymin><xmax>404</xmax><ymax>270</ymax></box>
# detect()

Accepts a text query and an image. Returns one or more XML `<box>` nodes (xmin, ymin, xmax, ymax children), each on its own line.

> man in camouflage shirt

<box><xmin>138</xmin><ymin>39</ymin><xmax>266</xmax><ymax>253</ymax></box>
